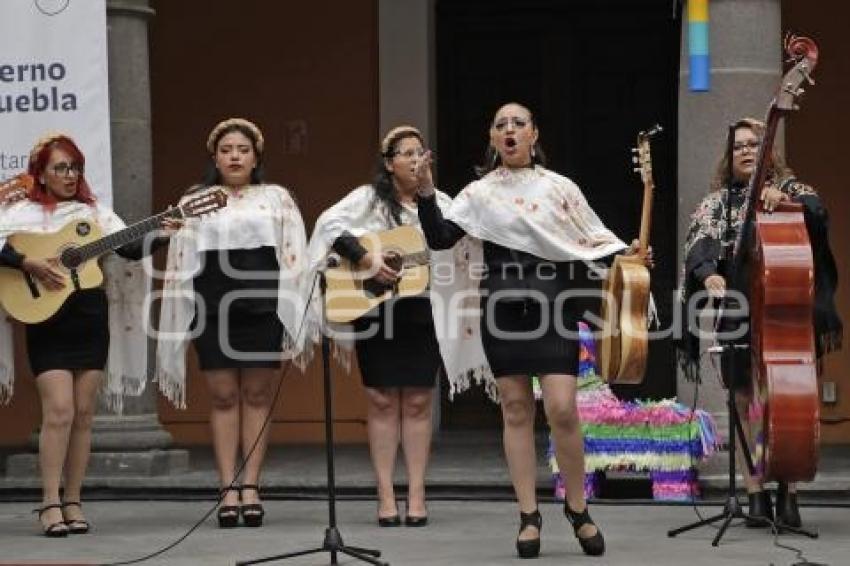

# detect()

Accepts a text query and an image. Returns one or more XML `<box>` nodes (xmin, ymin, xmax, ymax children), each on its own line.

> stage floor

<box><xmin>0</xmin><ymin>498</ymin><xmax>847</xmax><ymax>565</ymax></box>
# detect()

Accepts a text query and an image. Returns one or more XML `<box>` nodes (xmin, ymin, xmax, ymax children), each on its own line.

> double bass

<box><xmin>735</xmin><ymin>35</ymin><xmax>820</xmax><ymax>483</ymax></box>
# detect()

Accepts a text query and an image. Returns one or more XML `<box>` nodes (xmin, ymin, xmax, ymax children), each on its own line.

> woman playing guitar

<box><xmin>0</xmin><ymin>133</ymin><xmax>180</xmax><ymax>537</ymax></box>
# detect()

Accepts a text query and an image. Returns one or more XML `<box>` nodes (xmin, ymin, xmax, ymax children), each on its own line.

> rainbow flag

<box><xmin>688</xmin><ymin>0</ymin><xmax>710</xmax><ymax>91</ymax></box>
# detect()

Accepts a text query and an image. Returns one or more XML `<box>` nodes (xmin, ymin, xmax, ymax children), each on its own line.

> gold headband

<box><xmin>29</xmin><ymin>131</ymin><xmax>73</xmax><ymax>164</ymax></box>
<box><xmin>206</xmin><ymin>118</ymin><xmax>265</xmax><ymax>154</ymax></box>
<box><xmin>381</xmin><ymin>125</ymin><xmax>422</xmax><ymax>155</ymax></box>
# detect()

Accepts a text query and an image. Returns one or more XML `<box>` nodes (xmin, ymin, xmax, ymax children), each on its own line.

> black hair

<box><xmin>475</xmin><ymin>104</ymin><xmax>546</xmax><ymax>178</ymax></box>
<box><xmin>372</xmin><ymin>130</ymin><xmax>425</xmax><ymax>227</ymax></box>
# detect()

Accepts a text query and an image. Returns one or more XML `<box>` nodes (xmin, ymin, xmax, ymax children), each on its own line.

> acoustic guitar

<box><xmin>597</xmin><ymin>125</ymin><xmax>661</xmax><ymax>384</ymax></box>
<box><xmin>0</xmin><ymin>189</ymin><xmax>227</xmax><ymax>324</ymax></box>
<box><xmin>324</xmin><ymin>225</ymin><xmax>430</xmax><ymax>323</ymax></box>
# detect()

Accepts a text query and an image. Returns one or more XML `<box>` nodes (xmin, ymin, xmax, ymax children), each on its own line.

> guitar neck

<box><xmin>403</xmin><ymin>250</ymin><xmax>430</xmax><ymax>267</ymax></box>
<box><xmin>637</xmin><ymin>179</ymin><xmax>654</xmax><ymax>253</ymax></box>
<box><xmin>75</xmin><ymin>208</ymin><xmax>177</xmax><ymax>262</ymax></box>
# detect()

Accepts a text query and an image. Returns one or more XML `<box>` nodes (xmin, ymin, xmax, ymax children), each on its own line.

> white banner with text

<box><xmin>0</xmin><ymin>0</ymin><xmax>112</xmax><ymax>204</ymax></box>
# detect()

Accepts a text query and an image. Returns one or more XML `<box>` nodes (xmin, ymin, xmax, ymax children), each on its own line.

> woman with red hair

<box><xmin>0</xmin><ymin>133</ymin><xmax>176</xmax><ymax>537</ymax></box>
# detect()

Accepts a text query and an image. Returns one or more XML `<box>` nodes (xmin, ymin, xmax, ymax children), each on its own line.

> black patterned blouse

<box><xmin>677</xmin><ymin>178</ymin><xmax>841</xmax><ymax>379</ymax></box>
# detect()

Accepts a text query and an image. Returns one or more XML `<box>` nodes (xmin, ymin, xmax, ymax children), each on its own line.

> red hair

<box><xmin>27</xmin><ymin>136</ymin><xmax>96</xmax><ymax>209</ymax></box>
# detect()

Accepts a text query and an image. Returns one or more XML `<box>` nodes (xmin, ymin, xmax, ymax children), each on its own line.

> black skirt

<box><xmin>26</xmin><ymin>289</ymin><xmax>109</xmax><ymax>376</ymax></box>
<box><xmin>191</xmin><ymin>247</ymin><xmax>284</xmax><ymax>370</ymax></box>
<box><xmin>352</xmin><ymin>297</ymin><xmax>441</xmax><ymax>388</ymax></box>
<box><xmin>480</xmin><ymin>296</ymin><xmax>579</xmax><ymax>378</ymax></box>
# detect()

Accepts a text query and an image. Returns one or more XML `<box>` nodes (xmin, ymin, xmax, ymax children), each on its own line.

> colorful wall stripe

<box><xmin>688</xmin><ymin>0</ymin><xmax>710</xmax><ymax>91</ymax></box>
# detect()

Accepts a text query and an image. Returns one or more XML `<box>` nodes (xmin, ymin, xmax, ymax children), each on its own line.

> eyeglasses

<box><xmin>492</xmin><ymin>116</ymin><xmax>532</xmax><ymax>131</ymax></box>
<box><xmin>50</xmin><ymin>162</ymin><xmax>84</xmax><ymax>177</ymax></box>
<box><xmin>393</xmin><ymin>148</ymin><xmax>428</xmax><ymax>160</ymax></box>
<box><xmin>732</xmin><ymin>140</ymin><xmax>760</xmax><ymax>154</ymax></box>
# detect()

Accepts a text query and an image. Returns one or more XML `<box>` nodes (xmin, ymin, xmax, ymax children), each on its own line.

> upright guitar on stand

<box><xmin>598</xmin><ymin>125</ymin><xmax>661</xmax><ymax>384</ymax></box>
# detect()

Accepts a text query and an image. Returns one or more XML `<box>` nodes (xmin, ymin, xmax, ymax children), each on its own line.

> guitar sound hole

<box><xmin>363</xmin><ymin>278</ymin><xmax>392</xmax><ymax>299</ymax></box>
<box><xmin>60</xmin><ymin>248</ymin><xmax>83</xmax><ymax>269</ymax></box>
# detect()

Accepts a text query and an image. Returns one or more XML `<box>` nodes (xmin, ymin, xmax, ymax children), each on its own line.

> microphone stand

<box><xmin>237</xmin><ymin>258</ymin><xmax>388</xmax><ymax>566</ymax></box>
<box><xmin>668</xmin><ymin>125</ymin><xmax>760</xmax><ymax>545</ymax></box>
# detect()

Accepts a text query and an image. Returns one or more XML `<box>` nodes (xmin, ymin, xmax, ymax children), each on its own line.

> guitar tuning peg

<box><xmin>631</xmin><ymin>148</ymin><xmax>639</xmax><ymax>154</ymax></box>
<box><xmin>633</xmin><ymin>167</ymin><xmax>642</xmax><ymax>173</ymax></box>
<box><xmin>632</xmin><ymin>156</ymin><xmax>640</xmax><ymax>164</ymax></box>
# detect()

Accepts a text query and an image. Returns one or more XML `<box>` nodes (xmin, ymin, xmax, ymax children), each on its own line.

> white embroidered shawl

<box><xmin>432</xmin><ymin>166</ymin><xmax>627</xmax><ymax>400</ymax></box>
<box><xmin>155</xmin><ymin>184</ymin><xmax>309</xmax><ymax>409</ymax></box>
<box><xmin>0</xmin><ymin>200</ymin><xmax>149</xmax><ymax>412</ymax></box>
<box><xmin>303</xmin><ymin>185</ymin><xmax>456</xmax><ymax>366</ymax></box>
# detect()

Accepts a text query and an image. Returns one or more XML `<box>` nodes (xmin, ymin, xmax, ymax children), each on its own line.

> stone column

<box><xmin>676</xmin><ymin>0</ymin><xmax>782</xmax><ymax>482</ymax></box>
<box><xmin>85</xmin><ymin>0</ymin><xmax>188</xmax><ymax>476</ymax></box>
<box><xmin>378</xmin><ymin>0</ymin><xmax>441</xmax><ymax>432</ymax></box>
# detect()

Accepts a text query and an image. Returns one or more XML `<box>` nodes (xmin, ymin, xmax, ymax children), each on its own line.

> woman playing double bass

<box><xmin>678</xmin><ymin>118</ymin><xmax>842</xmax><ymax>528</ymax></box>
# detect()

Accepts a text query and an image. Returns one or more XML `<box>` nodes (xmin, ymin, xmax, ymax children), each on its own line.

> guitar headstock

<box><xmin>776</xmin><ymin>34</ymin><xmax>818</xmax><ymax>112</ymax></box>
<box><xmin>175</xmin><ymin>188</ymin><xmax>229</xmax><ymax>219</ymax></box>
<box><xmin>632</xmin><ymin>124</ymin><xmax>662</xmax><ymax>187</ymax></box>
<box><xmin>0</xmin><ymin>173</ymin><xmax>34</xmax><ymax>205</ymax></box>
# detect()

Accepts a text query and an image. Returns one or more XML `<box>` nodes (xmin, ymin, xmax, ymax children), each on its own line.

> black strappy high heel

<box><xmin>34</xmin><ymin>503</ymin><xmax>69</xmax><ymax>538</ymax></box>
<box><xmin>564</xmin><ymin>503</ymin><xmax>605</xmax><ymax>556</ymax></box>
<box><xmin>217</xmin><ymin>486</ymin><xmax>240</xmax><ymax>528</ymax></box>
<box><xmin>516</xmin><ymin>509</ymin><xmax>542</xmax><ymax>559</ymax></box>
<box><xmin>240</xmin><ymin>484</ymin><xmax>265</xmax><ymax>528</ymax></box>
<box><xmin>61</xmin><ymin>501</ymin><xmax>90</xmax><ymax>534</ymax></box>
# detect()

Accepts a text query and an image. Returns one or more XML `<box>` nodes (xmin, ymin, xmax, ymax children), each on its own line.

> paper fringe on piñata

<box><xmin>535</xmin><ymin>322</ymin><xmax>719</xmax><ymax>501</ymax></box>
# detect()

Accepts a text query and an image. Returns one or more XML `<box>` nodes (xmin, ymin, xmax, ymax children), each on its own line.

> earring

<box><xmin>531</xmin><ymin>146</ymin><xmax>536</xmax><ymax>159</ymax></box>
<box><xmin>490</xmin><ymin>148</ymin><xmax>499</xmax><ymax>168</ymax></box>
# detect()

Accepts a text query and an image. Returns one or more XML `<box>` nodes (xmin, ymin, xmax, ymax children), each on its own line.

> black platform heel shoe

<box><xmin>776</xmin><ymin>483</ymin><xmax>802</xmax><ymax>528</ymax></box>
<box><xmin>217</xmin><ymin>486</ymin><xmax>240</xmax><ymax>528</ymax></box>
<box><xmin>564</xmin><ymin>503</ymin><xmax>605</xmax><ymax>556</ymax></box>
<box><xmin>745</xmin><ymin>490</ymin><xmax>773</xmax><ymax>528</ymax></box>
<box><xmin>240</xmin><ymin>485</ymin><xmax>265</xmax><ymax>528</ymax></box>
<box><xmin>377</xmin><ymin>514</ymin><xmax>401</xmax><ymax>527</ymax></box>
<box><xmin>516</xmin><ymin>509</ymin><xmax>542</xmax><ymax>559</ymax></box>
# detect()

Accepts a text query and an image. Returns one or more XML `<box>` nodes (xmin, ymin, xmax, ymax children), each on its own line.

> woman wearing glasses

<box><xmin>306</xmin><ymin>125</ymin><xmax>453</xmax><ymax>527</ymax></box>
<box><xmin>0</xmin><ymin>133</ymin><xmax>174</xmax><ymax>537</ymax></box>
<box><xmin>678</xmin><ymin>117</ymin><xmax>841</xmax><ymax>529</ymax></box>
<box><xmin>417</xmin><ymin>102</ymin><xmax>648</xmax><ymax>558</ymax></box>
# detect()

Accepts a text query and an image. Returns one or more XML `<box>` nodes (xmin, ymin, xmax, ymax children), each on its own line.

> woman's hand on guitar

<box><xmin>358</xmin><ymin>252</ymin><xmax>400</xmax><ymax>285</ymax></box>
<box><xmin>704</xmin><ymin>274</ymin><xmax>726</xmax><ymax>298</ymax></box>
<box><xmin>625</xmin><ymin>239</ymin><xmax>655</xmax><ymax>268</ymax></box>
<box><xmin>22</xmin><ymin>258</ymin><xmax>65</xmax><ymax>290</ymax></box>
<box><xmin>760</xmin><ymin>183</ymin><xmax>789</xmax><ymax>213</ymax></box>
<box><xmin>160</xmin><ymin>211</ymin><xmax>184</xmax><ymax>236</ymax></box>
